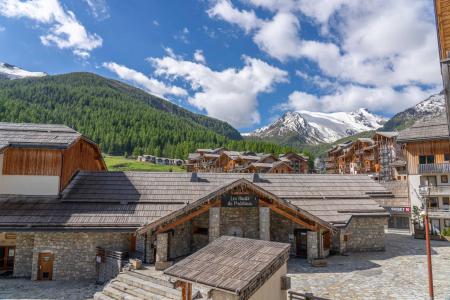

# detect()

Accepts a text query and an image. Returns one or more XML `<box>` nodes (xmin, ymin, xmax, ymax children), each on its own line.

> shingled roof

<box><xmin>397</xmin><ymin>116</ymin><xmax>449</xmax><ymax>142</ymax></box>
<box><xmin>164</xmin><ymin>236</ymin><xmax>290</xmax><ymax>300</ymax></box>
<box><xmin>0</xmin><ymin>122</ymin><xmax>82</xmax><ymax>150</ymax></box>
<box><xmin>0</xmin><ymin>172</ymin><xmax>388</xmax><ymax>231</ymax></box>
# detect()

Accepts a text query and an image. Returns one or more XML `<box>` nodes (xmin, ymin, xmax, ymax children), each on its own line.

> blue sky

<box><xmin>0</xmin><ymin>0</ymin><xmax>443</xmax><ymax>132</ymax></box>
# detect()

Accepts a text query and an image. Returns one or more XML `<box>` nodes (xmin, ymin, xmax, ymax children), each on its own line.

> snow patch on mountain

<box><xmin>0</xmin><ymin>62</ymin><xmax>47</xmax><ymax>80</ymax></box>
<box><xmin>250</xmin><ymin>108</ymin><xmax>386</xmax><ymax>144</ymax></box>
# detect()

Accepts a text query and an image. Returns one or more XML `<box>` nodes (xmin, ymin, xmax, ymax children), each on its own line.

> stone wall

<box><xmin>169</xmin><ymin>222</ymin><xmax>191</xmax><ymax>259</ymax></box>
<box><xmin>342</xmin><ymin>216</ymin><xmax>387</xmax><ymax>252</ymax></box>
<box><xmin>191</xmin><ymin>211</ymin><xmax>209</xmax><ymax>252</ymax></box>
<box><xmin>270</xmin><ymin>211</ymin><xmax>307</xmax><ymax>255</ymax></box>
<box><xmin>28</xmin><ymin>232</ymin><xmax>130</xmax><ymax>280</ymax></box>
<box><xmin>220</xmin><ymin>207</ymin><xmax>259</xmax><ymax>239</ymax></box>
<box><xmin>13</xmin><ymin>233</ymin><xmax>34</xmax><ymax>278</ymax></box>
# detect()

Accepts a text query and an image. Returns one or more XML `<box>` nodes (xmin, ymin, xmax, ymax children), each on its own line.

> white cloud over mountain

<box><xmin>208</xmin><ymin>0</ymin><xmax>442</xmax><ymax>115</ymax></box>
<box><xmin>102</xmin><ymin>62</ymin><xmax>187</xmax><ymax>97</ymax></box>
<box><xmin>149</xmin><ymin>54</ymin><xmax>288</xmax><ymax>127</ymax></box>
<box><xmin>0</xmin><ymin>0</ymin><xmax>102</xmax><ymax>58</ymax></box>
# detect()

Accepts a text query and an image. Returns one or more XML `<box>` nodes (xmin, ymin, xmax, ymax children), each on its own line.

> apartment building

<box><xmin>397</xmin><ymin>117</ymin><xmax>450</xmax><ymax>239</ymax></box>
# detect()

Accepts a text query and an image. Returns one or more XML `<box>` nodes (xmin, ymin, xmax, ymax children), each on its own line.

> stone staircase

<box><xmin>94</xmin><ymin>268</ymin><xmax>182</xmax><ymax>300</ymax></box>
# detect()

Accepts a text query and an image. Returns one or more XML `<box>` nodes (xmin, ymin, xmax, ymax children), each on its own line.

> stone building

<box><xmin>0</xmin><ymin>122</ymin><xmax>390</xmax><ymax>281</ymax></box>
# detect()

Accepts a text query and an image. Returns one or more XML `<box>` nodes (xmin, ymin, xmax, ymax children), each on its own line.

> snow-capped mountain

<box><xmin>250</xmin><ymin>108</ymin><xmax>386</xmax><ymax>144</ymax></box>
<box><xmin>382</xmin><ymin>92</ymin><xmax>446</xmax><ymax>131</ymax></box>
<box><xmin>0</xmin><ymin>62</ymin><xmax>47</xmax><ymax>80</ymax></box>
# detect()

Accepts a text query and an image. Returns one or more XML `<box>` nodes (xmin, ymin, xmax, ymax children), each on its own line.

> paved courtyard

<box><xmin>289</xmin><ymin>232</ymin><xmax>450</xmax><ymax>300</ymax></box>
<box><xmin>0</xmin><ymin>232</ymin><xmax>448</xmax><ymax>300</ymax></box>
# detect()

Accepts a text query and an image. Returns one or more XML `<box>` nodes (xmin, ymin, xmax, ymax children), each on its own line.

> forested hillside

<box><xmin>0</xmin><ymin>72</ymin><xmax>297</xmax><ymax>158</ymax></box>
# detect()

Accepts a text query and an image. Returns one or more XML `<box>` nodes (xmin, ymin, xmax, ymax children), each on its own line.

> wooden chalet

<box><xmin>187</xmin><ymin>149</ymin><xmax>309</xmax><ymax>174</ymax></box>
<box><xmin>397</xmin><ymin>117</ymin><xmax>450</xmax><ymax>238</ymax></box>
<box><xmin>0</xmin><ymin>122</ymin><xmax>390</xmax><ymax>282</ymax></box>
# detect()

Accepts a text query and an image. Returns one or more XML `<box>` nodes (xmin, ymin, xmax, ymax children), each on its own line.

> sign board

<box><xmin>221</xmin><ymin>194</ymin><xmax>258</xmax><ymax>207</ymax></box>
<box><xmin>386</xmin><ymin>207</ymin><xmax>411</xmax><ymax>213</ymax></box>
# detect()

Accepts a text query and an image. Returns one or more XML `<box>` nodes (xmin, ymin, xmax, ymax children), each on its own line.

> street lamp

<box><xmin>419</xmin><ymin>185</ymin><xmax>434</xmax><ymax>300</ymax></box>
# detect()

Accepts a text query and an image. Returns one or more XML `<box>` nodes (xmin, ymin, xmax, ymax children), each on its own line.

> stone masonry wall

<box><xmin>30</xmin><ymin>232</ymin><xmax>130</xmax><ymax>280</ymax></box>
<box><xmin>342</xmin><ymin>216</ymin><xmax>387</xmax><ymax>252</ymax></box>
<box><xmin>169</xmin><ymin>222</ymin><xmax>191</xmax><ymax>259</ymax></box>
<box><xmin>220</xmin><ymin>207</ymin><xmax>259</xmax><ymax>239</ymax></box>
<box><xmin>191</xmin><ymin>211</ymin><xmax>209</xmax><ymax>252</ymax></box>
<box><xmin>270</xmin><ymin>211</ymin><xmax>307</xmax><ymax>255</ymax></box>
<box><xmin>13</xmin><ymin>233</ymin><xmax>34</xmax><ymax>278</ymax></box>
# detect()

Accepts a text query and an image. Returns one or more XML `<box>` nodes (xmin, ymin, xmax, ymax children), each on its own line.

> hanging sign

<box><xmin>221</xmin><ymin>194</ymin><xmax>258</xmax><ymax>207</ymax></box>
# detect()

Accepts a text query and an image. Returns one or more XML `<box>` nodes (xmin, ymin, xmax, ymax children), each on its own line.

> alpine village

<box><xmin>0</xmin><ymin>1</ymin><xmax>449</xmax><ymax>300</ymax></box>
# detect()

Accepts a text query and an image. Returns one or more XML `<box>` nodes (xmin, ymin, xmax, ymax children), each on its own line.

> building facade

<box><xmin>398</xmin><ymin>117</ymin><xmax>450</xmax><ymax>239</ymax></box>
<box><xmin>186</xmin><ymin>149</ymin><xmax>309</xmax><ymax>174</ymax></box>
<box><xmin>0</xmin><ymin>122</ymin><xmax>390</xmax><ymax>281</ymax></box>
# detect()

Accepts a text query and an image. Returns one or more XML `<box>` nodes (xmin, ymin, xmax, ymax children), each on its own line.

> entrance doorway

<box><xmin>0</xmin><ymin>246</ymin><xmax>15</xmax><ymax>272</ymax></box>
<box><xmin>37</xmin><ymin>252</ymin><xmax>54</xmax><ymax>280</ymax></box>
<box><xmin>294</xmin><ymin>229</ymin><xmax>307</xmax><ymax>258</ymax></box>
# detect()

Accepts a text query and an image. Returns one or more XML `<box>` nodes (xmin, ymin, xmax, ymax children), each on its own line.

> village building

<box><xmin>186</xmin><ymin>149</ymin><xmax>309</xmax><ymax>174</ymax></box>
<box><xmin>397</xmin><ymin>117</ymin><xmax>450</xmax><ymax>239</ymax></box>
<box><xmin>326</xmin><ymin>132</ymin><xmax>403</xmax><ymax>182</ymax></box>
<box><xmin>0</xmin><ymin>122</ymin><xmax>390</xmax><ymax>282</ymax></box>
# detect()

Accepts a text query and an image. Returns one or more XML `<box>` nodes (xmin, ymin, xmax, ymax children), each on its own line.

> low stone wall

<box><xmin>169</xmin><ymin>222</ymin><xmax>191</xmax><ymax>259</ymax></box>
<box><xmin>342</xmin><ymin>216</ymin><xmax>387</xmax><ymax>252</ymax></box>
<box><xmin>191</xmin><ymin>211</ymin><xmax>209</xmax><ymax>252</ymax></box>
<box><xmin>19</xmin><ymin>232</ymin><xmax>131</xmax><ymax>281</ymax></box>
<box><xmin>13</xmin><ymin>233</ymin><xmax>34</xmax><ymax>278</ymax></box>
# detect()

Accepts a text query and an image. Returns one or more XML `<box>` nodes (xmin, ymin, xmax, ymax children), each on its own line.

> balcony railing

<box><xmin>428</xmin><ymin>207</ymin><xmax>450</xmax><ymax>218</ymax></box>
<box><xmin>418</xmin><ymin>163</ymin><xmax>450</xmax><ymax>174</ymax></box>
<box><xmin>419</xmin><ymin>185</ymin><xmax>450</xmax><ymax>196</ymax></box>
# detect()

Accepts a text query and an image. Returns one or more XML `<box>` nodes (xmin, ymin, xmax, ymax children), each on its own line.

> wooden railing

<box><xmin>418</xmin><ymin>163</ymin><xmax>450</xmax><ymax>174</ymax></box>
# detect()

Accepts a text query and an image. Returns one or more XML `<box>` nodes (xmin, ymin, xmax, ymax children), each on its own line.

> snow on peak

<box><xmin>0</xmin><ymin>62</ymin><xmax>47</xmax><ymax>80</ymax></box>
<box><xmin>250</xmin><ymin>108</ymin><xmax>386</xmax><ymax>144</ymax></box>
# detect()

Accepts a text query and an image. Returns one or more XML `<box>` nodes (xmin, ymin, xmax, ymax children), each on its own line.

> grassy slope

<box><xmin>104</xmin><ymin>155</ymin><xmax>185</xmax><ymax>172</ymax></box>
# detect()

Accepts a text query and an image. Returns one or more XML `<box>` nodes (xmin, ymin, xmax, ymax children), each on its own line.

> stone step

<box><xmin>102</xmin><ymin>285</ymin><xmax>142</xmax><ymax>300</ymax></box>
<box><xmin>125</xmin><ymin>269</ymin><xmax>175</xmax><ymax>289</ymax></box>
<box><xmin>116</xmin><ymin>273</ymin><xmax>181</xmax><ymax>300</ymax></box>
<box><xmin>110</xmin><ymin>280</ymin><xmax>172</xmax><ymax>300</ymax></box>
<box><xmin>93</xmin><ymin>292</ymin><xmax>116</xmax><ymax>300</ymax></box>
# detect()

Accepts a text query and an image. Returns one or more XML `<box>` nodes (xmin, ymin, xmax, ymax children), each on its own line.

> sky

<box><xmin>0</xmin><ymin>0</ymin><xmax>443</xmax><ymax>132</ymax></box>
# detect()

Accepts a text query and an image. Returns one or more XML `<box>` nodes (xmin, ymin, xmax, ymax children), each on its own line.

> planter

<box><xmin>129</xmin><ymin>258</ymin><xmax>142</xmax><ymax>270</ymax></box>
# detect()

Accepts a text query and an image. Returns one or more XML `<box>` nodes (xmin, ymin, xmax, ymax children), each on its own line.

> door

<box><xmin>294</xmin><ymin>229</ymin><xmax>307</xmax><ymax>258</ymax></box>
<box><xmin>38</xmin><ymin>252</ymin><xmax>54</xmax><ymax>280</ymax></box>
<box><xmin>0</xmin><ymin>246</ymin><xmax>15</xmax><ymax>272</ymax></box>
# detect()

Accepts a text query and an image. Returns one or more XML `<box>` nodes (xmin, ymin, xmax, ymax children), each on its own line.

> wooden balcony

<box><xmin>418</xmin><ymin>163</ymin><xmax>450</xmax><ymax>174</ymax></box>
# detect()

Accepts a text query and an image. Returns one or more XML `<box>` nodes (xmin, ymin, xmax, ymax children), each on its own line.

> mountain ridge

<box><xmin>0</xmin><ymin>62</ymin><xmax>47</xmax><ymax>80</ymax></box>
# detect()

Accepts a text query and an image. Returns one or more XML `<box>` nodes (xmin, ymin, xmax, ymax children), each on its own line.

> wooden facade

<box><xmin>403</xmin><ymin>139</ymin><xmax>450</xmax><ymax>175</ymax></box>
<box><xmin>435</xmin><ymin>0</ymin><xmax>450</xmax><ymax>59</ymax></box>
<box><xmin>2</xmin><ymin>138</ymin><xmax>106</xmax><ymax>191</ymax></box>
<box><xmin>187</xmin><ymin>149</ymin><xmax>308</xmax><ymax>174</ymax></box>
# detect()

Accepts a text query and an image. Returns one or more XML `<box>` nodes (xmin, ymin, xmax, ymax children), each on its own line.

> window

<box><xmin>419</xmin><ymin>155</ymin><xmax>435</xmax><ymax>164</ymax></box>
<box><xmin>443</xmin><ymin>197</ymin><xmax>450</xmax><ymax>207</ymax></box>
<box><xmin>430</xmin><ymin>219</ymin><xmax>441</xmax><ymax>235</ymax></box>
<box><xmin>445</xmin><ymin>153</ymin><xmax>450</xmax><ymax>161</ymax></box>
<box><xmin>421</xmin><ymin>176</ymin><xmax>437</xmax><ymax>186</ymax></box>
<box><xmin>428</xmin><ymin>197</ymin><xmax>439</xmax><ymax>208</ymax></box>
<box><xmin>442</xmin><ymin>175</ymin><xmax>448</xmax><ymax>183</ymax></box>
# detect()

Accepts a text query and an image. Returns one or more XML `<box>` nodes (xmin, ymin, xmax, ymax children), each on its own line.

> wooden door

<box><xmin>0</xmin><ymin>247</ymin><xmax>5</xmax><ymax>271</ymax></box>
<box><xmin>294</xmin><ymin>229</ymin><xmax>307</xmax><ymax>258</ymax></box>
<box><xmin>38</xmin><ymin>252</ymin><xmax>54</xmax><ymax>280</ymax></box>
<box><xmin>0</xmin><ymin>246</ymin><xmax>15</xmax><ymax>271</ymax></box>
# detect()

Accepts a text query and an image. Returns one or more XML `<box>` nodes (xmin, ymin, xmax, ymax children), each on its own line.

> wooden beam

<box><xmin>259</xmin><ymin>200</ymin><xmax>317</xmax><ymax>231</ymax></box>
<box><xmin>156</xmin><ymin>200</ymin><xmax>218</xmax><ymax>234</ymax></box>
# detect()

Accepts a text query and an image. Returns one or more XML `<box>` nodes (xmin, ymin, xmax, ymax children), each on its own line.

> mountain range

<box><xmin>0</xmin><ymin>62</ymin><xmax>47</xmax><ymax>80</ymax></box>
<box><xmin>0</xmin><ymin>62</ymin><xmax>446</xmax><ymax>158</ymax></box>
<box><xmin>0</xmin><ymin>62</ymin><xmax>298</xmax><ymax>158</ymax></box>
<box><xmin>247</xmin><ymin>108</ymin><xmax>386</xmax><ymax>144</ymax></box>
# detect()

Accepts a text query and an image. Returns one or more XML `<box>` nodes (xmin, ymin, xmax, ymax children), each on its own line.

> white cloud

<box><xmin>83</xmin><ymin>0</ymin><xmax>110</xmax><ymax>20</ymax></box>
<box><xmin>194</xmin><ymin>50</ymin><xmax>206</xmax><ymax>64</ymax></box>
<box><xmin>207</xmin><ymin>0</ymin><xmax>262</xmax><ymax>33</ymax></box>
<box><xmin>207</xmin><ymin>0</ymin><xmax>442</xmax><ymax>114</ymax></box>
<box><xmin>284</xmin><ymin>85</ymin><xmax>439</xmax><ymax>114</ymax></box>
<box><xmin>149</xmin><ymin>54</ymin><xmax>288</xmax><ymax>127</ymax></box>
<box><xmin>0</xmin><ymin>0</ymin><xmax>102</xmax><ymax>58</ymax></box>
<box><xmin>102</xmin><ymin>62</ymin><xmax>187</xmax><ymax>98</ymax></box>
<box><xmin>174</xmin><ymin>27</ymin><xmax>190</xmax><ymax>44</ymax></box>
